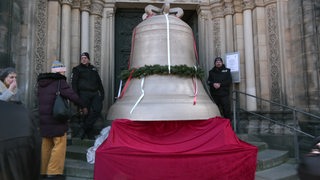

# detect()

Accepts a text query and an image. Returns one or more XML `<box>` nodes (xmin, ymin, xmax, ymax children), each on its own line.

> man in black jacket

<box><xmin>72</xmin><ymin>52</ymin><xmax>105</xmax><ymax>139</ymax></box>
<box><xmin>207</xmin><ymin>57</ymin><xmax>232</xmax><ymax>120</ymax></box>
<box><xmin>0</xmin><ymin>100</ymin><xmax>41</xmax><ymax>180</ymax></box>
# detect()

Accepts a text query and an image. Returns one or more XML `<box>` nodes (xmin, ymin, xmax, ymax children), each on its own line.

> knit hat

<box><xmin>51</xmin><ymin>60</ymin><xmax>66</xmax><ymax>73</ymax></box>
<box><xmin>0</xmin><ymin>67</ymin><xmax>16</xmax><ymax>82</ymax></box>
<box><xmin>214</xmin><ymin>57</ymin><xmax>223</xmax><ymax>63</ymax></box>
<box><xmin>80</xmin><ymin>52</ymin><xmax>90</xmax><ymax>60</ymax></box>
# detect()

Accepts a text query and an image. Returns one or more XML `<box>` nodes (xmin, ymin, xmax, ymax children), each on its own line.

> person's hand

<box><xmin>81</xmin><ymin>108</ymin><xmax>88</xmax><ymax>115</ymax></box>
<box><xmin>8</xmin><ymin>80</ymin><xmax>17</xmax><ymax>92</ymax></box>
<box><xmin>213</xmin><ymin>83</ymin><xmax>221</xmax><ymax>89</ymax></box>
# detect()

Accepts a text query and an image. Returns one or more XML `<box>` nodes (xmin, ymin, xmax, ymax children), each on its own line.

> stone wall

<box><xmin>288</xmin><ymin>0</ymin><xmax>320</xmax><ymax>115</ymax></box>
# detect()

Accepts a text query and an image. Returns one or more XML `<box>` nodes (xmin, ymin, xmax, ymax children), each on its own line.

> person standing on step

<box><xmin>71</xmin><ymin>52</ymin><xmax>105</xmax><ymax>140</ymax></box>
<box><xmin>207</xmin><ymin>57</ymin><xmax>232</xmax><ymax>120</ymax></box>
<box><xmin>37</xmin><ymin>60</ymin><xmax>88</xmax><ymax>180</ymax></box>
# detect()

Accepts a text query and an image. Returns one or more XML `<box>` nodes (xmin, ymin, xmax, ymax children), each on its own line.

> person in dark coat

<box><xmin>207</xmin><ymin>57</ymin><xmax>232</xmax><ymax>120</ymax></box>
<box><xmin>298</xmin><ymin>136</ymin><xmax>320</xmax><ymax>180</ymax></box>
<box><xmin>37</xmin><ymin>60</ymin><xmax>88</xmax><ymax>180</ymax></box>
<box><xmin>71</xmin><ymin>52</ymin><xmax>104</xmax><ymax>139</ymax></box>
<box><xmin>0</xmin><ymin>100</ymin><xmax>41</xmax><ymax>180</ymax></box>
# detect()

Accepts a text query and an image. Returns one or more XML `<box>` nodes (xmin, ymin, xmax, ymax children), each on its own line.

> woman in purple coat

<box><xmin>37</xmin><ymin>60</ymin><xmax>87</xmax><ymax>180</ymax></box>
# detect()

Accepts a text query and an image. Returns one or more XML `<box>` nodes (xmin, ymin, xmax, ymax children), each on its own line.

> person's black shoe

<box><xmin>41</xmin><ymin>174</ymin><xmax>48</xmax><ymax>180</ymax></box>
<box><xmin>45</xmin><ymin>174</ymin><xmax>65</xmax><ymax>180</ymax></box>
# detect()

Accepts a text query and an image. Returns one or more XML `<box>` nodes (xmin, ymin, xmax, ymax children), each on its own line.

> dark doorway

<box><xmin>114</xmin><ymin>8</ymin><xmax>198</xmax><ymax>98</ymax></box>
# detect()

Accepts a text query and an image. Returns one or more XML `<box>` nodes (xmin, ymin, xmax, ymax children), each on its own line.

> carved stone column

<box><xmin>47</xmin><ymin>0</ymin><xmax>61</xmax><ymax>69</ymax></box>
<box><xmin>89</xmin><ymin>0</ymin><xmax>103</xmax><ymax>70</ymax></box>
<box><xmin>243</xmin><ymin>0</ymin><xmax>257</xmax><ymax>111</ymax></box>
<box><xmin>101</xmin><ymin>3</ymin><xmax>115</xmax><ymax>110</ymax></box>
<box><xmin>80</xmin><ymin>0</ymin><xmax>90</xmax><ymax>52</ymax></box>
<box><xmin>266</xmin><ymin>3</ymin><xmax>282</xmax><ymax>108</ymax></box>
<box><xmin>71</xmin><ymin>0</ymin><xmax>81</xmax><ymax>68</ymax></box>
<box><xmin>197</xmin><ymin>6</ymin><xmax>213</xmax><ymax>77</ymax></box>
<box><xmin>61</xmin><ymin>0</ymin><xmax>72</xmax><ymax>79</ymax></box>
<box><xmin>233</xmin><ymin>0</ymin><xmax>246</xmax><ymax>107</ymax></box>
<box><xmin>224</xmin><ymin>0</ymin><xmax>234</xmax><ymax>52</ymax></box>
<box><xmin>212</xmin><ymin>4</ymin><xmax>226</xmax><ymax>57</ymax></box>
<box><xmin>254</xmin><ymin>6</ymin><xmax>270</xmax><ymax>108</ymax></box>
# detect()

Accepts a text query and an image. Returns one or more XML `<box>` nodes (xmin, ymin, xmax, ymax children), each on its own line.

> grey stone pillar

<box><xmin>211</xmin><ymin>4</ymin><xmax>226</xmax><ymax>57</ymax></box>
<box><xmin>101</xmin><ymin>3</ymin><xmax>115</xmax><ymax>110</ymax></box>
<box><xmin>81</xmin><ymin>0</ymin><xmax>90</xmax><ymax>53</ymax></box>
<box><xmin>71</xmin><ymin>0</ymin><xmax>81</xmax><ymax>69</ymax></box>
<box><xmin>89</xmin><ymin>0</ymin><xmax>103</xmax><ymax>69</ymax></box>
<box><xmin>197</xmin><ymin>6</ymin><xmax>212</xmax><ymax>76</ymax></box>
<box><xmin>61</xmin><ymin>0</ymin><xmax>72</xmax><ymax>79</ymax></box>
<box><xmin>47</xmin><ymin>0</ymin><xmax>61</xmax><ymax>70</ymax></box>
<box><xmin>243</xmin><ymin>1</ymin><xmax>257</xmax><ymax>111</ymax></box>
<box><xmin>224</xmin><ymin>1</ymin><xmax>234</xmax><ymax>52</ymax></box>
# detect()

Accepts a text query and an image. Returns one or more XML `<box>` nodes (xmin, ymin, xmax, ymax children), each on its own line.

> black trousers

<box><xmin>79</xmin><ymin>91</ymin><xmax>103</xmax><ymax>136</ymax></box>
<box><xmin>212</xmin><ymin>95</ymin><xmax>231</xmax><ymax>120</ymax></box>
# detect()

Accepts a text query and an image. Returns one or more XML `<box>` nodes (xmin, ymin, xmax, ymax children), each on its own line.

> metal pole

<box><xmin>293</xmin><ymin>109</ymin><xmax>299</xmax><ymax>162</ymax></box>
<box><xmin>233</xmin><ymin>89</ymin><xmax>239</xmax><ymax>133</ymax></box>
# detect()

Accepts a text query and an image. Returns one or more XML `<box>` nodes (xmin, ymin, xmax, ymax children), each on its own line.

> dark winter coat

<box><xmin>0</xmin><ymin>100</ymin><xmax>41</xmax><ymax>180</ymax></box>
<box><xmin>207</xmin><ymin>64</ymin><xmax>232</xmax><ymax>97</ymax></box>
<box><xmin>37</xmin><ymin>73</ymin><xmax>86</xmax><ymax>137</ymax></box>
<box><xmin>71</xmin><ymin>63</ymin><xmax>104</xmax><ymax>98</ymax></box>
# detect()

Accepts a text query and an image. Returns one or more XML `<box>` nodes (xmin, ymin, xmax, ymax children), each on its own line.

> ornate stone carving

<box><xmin>213</xmin><ymin>18</ymin><xmax>221</xmax><ymax>56</ymax></box>
<box><xmin>266</xmin><ymin>4</ymin><xmax>281</xmax><ymax>104</ymax></box>
<box><xmin>34</xmin><ymin>0</ymin><xmax>48</xmax><ymax>107</ymax></box>
<box><xmin>224</xmin><ymin>1</ymin><xmax>234</xmax><ymax>15</ymax></box>
<box><xmin>211</xmin><ymin>5</ymin><xmax>224</xmax><ymax>19</ymax></box>
<box><xmin>91</xmin><ymin>1</ymin><xmax>104</xmax><ymax>16</ymax></box>
<box><xmin>94</xmin><ymin>17</ymin><xmax>102</xmax><ymax>71</ymax></box>
<box><xmin>197</xmin><ymin>7</ymin><xmax>210</xmax><ymax>21</ymax></box>
<box><xmin>61</xmin><ymin>0</ymin><xmax>73</xmax><ymax>5</ymax></box>
<box><xmin>72</xmin><ymin>0</ymin><xmax>81</xmax><ymax>8</ymax></box>
<box><xmin>233</xmin><ymin>0</ymin><xmax>243</xmax><ymax>13</ymax></box>
<box><xmin>35</xmin><ymin>0</ymin><xmax>47</xmax><ymax>74</ymax></box>
<box><xmin>80</xmin><ymin>0</ymin><xmax>91</xmax><ymax>12</ymax></box>
<box><xmin>243</xmin><ymin>0</ymin><xmax>255</xmax><ymax>10</ymax></box>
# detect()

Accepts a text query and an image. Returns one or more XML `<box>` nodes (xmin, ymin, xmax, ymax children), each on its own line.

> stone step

<box><xmin>67</xmin><ymin>145</ymin><xmax>88</xmax><ymax>161</ymax></box>
<box><xmin>69</xmin><ymin>137</ymin><xmax>94</xmax><ymax>147</ymax></box>
<box><xmin>255</xmin><ymin>160</ymin><xmax>298</xmax><ymax>180</ymax></box>
<box><xmin>257</xmin><ymin>149</ymin><xmax>289</xmax><ymax>171</ymax></box>
<box><xmin>248</xmin><ymin>141</ymin><xmax>268</xmax><ymax>151</ymax></box>
<box><xmin>66</xmin><ymin>176</ymin><xmax>93</xmax><ymax>180</ymax></box>
<box><xmin>65</xmin><ymin>158</ymin><xmax>94</xmax><ymax>179</ymax></box>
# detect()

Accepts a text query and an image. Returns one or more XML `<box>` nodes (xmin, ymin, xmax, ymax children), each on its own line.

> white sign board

<box><xmin>225</xmin><ymin>52</ymin><xmax>240</xmax><ymax>83</ymax></box>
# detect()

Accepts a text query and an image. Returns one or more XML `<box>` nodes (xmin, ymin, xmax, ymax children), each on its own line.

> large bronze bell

<box><xmin>107</xmin><ymin>4</ymin><xmax>220</xmax><ymax>121</ymax></box>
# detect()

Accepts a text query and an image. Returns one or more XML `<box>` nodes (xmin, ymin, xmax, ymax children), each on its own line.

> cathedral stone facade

<box><xmin>1</xmin><ymin>0</ymin><xmax>319</xmax><ymax>121</ymax></box>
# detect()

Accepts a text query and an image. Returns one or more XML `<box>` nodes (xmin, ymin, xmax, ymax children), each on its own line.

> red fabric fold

<box><xmin>94</xmin><ymin>117</ymin><xmax>257</xmax><ymax>180</ymax></box>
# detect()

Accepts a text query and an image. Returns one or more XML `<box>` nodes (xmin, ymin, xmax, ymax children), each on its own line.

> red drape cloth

<box><xmin>94</xmin><ymin>117</ymin><xmax>257</xmax><ymax>180</ymax></box>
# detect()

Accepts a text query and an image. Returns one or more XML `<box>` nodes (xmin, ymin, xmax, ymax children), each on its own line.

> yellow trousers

<box><xmin>41</xmin><ymin>133</ymin><xmax>67</xmax><ymax>175</ymax></box>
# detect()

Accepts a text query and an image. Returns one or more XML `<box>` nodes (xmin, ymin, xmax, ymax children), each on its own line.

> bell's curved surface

<box><xmin>107</xmin><ymin>5</ymin><xmax>220</xmax><ymax>121</ymax></box>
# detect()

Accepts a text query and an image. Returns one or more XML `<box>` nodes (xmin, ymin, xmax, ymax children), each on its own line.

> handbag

<box><xmin>53</xmin><ymin>80</ymin><xmax>71</xmax><ymax>122</ymax></box>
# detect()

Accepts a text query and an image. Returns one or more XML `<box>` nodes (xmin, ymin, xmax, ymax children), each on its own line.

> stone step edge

<box><xmin>256</xmin><ymin>149</ymin><xmax>289</xmax><ymax>171</ymax></box>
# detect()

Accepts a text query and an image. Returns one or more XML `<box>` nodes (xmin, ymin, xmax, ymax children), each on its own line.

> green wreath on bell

<box><xmin>119</xmin><ymin>64</ymin><xmax>204</xmax><ymax>81</ymax></box>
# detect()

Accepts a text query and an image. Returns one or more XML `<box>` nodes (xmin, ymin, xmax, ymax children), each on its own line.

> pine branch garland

<box><xmin>119</xmin><ymin>64</ymin><xmax>204</xmax><ymax>80</ymax></box>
